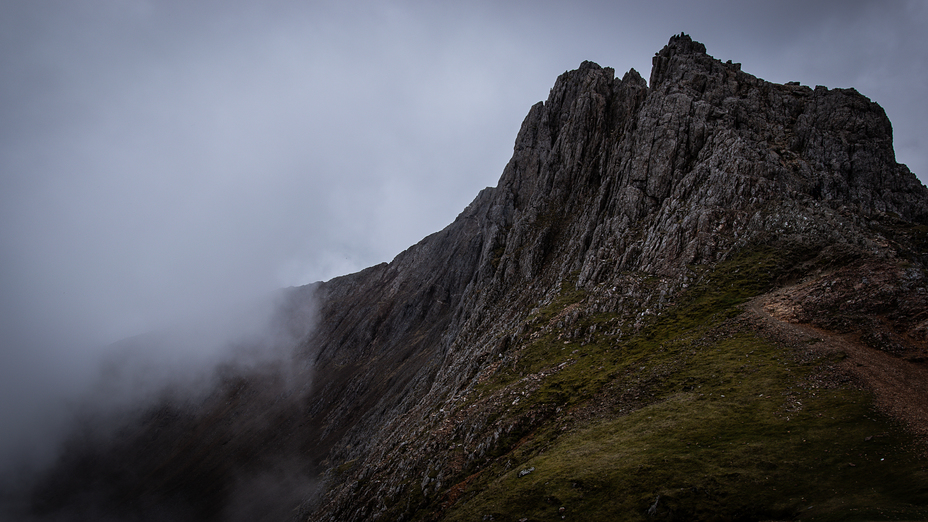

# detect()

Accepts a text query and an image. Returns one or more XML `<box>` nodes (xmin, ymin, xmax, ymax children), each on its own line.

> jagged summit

<box><xmin>25</xmin><ymin>35</ymin><xmax>928</xmax><ymax>522</ymax></box>
<box><xmin>650</xmin><ymin>32</ymin><xmax>708</xmax><ymax>85</ymax></box>
<box><xmin>474</xmin><ymin>35</ymin><xmax>926</xmax><ymax>288</ymax></box>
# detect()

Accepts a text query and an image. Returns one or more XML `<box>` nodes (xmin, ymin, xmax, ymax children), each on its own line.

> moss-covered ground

<box><xmin>437</xmin><ymin>244</ymin><xmax>928</xmax><ymax>521</ymax></box>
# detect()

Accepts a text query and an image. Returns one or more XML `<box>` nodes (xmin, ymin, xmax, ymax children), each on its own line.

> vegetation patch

<box><xmin>435</xmin><ymin>243</ymin><xmax>928</xmax><ymax>521</ymax></box>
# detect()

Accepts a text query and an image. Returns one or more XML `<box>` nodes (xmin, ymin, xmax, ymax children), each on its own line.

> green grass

<box><xmin>434</xmin><ymin>243</ymin><xmax>928</xmax><ymax>521</ymax></box>
<box><xmin>447</xmin><ymin>332</ymin><xmax>928</xmax><ymax>521</ymax></box>
<box><xmin>476</xmin><ymin>244</ymin><xmax>795</xmax><ymax>415</ymax></box>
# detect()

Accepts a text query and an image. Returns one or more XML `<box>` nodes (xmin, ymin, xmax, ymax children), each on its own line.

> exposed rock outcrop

<box><xmin>303</xmin><ymin>33</ymin><xmax>928</xmax><ymax>520</ymax></box>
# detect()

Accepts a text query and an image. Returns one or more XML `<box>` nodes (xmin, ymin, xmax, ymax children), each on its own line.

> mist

<box><xmin>1</xmin><ymin>0</ymin><xmax>926</xmax><ymax>519</ymax></box>
<box><xmin>0</xmin><ymin>283</ymin><xmax>319</xmax><ymax>521</ymax></box>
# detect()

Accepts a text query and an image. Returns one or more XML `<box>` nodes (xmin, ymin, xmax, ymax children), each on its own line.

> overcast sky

<box><xmin>2</xmin><ymin>0</ymin><xmax>927</xmax><ymax>470</ymax></box>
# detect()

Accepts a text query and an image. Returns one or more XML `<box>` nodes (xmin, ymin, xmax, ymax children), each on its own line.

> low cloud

<box><xmin>1</xmin><ymin>284</ymin><xmax>319</xmax><ymax>521</ymax></box>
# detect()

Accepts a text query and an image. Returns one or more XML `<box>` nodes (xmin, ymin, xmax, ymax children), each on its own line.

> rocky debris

<box><xmin>763</xmin><ymin>258</ymin><xmax>928</xmax><ymax>359</ymax></box>
<box><xmin>647</xmin><ymin>495</ymin><xmax>662</xmax><ymax>517</ymax></box>
<box><xmin>748</xmin><ymin>280</ymin><xmax>928</xmax><ymax>440</ymax></box>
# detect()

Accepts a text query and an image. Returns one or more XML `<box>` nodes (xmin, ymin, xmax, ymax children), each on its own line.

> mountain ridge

<box><xmin>22</xmin><ymin>33</ymin><xmax>928</xmax><ymax>521</ymax></box>
<box><xmin>304</xmin><ymin>32</ymin><xmax>928</xmax><ymax>520</ymax></box>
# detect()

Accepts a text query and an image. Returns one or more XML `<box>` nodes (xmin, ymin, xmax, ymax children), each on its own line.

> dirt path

<box><xmin>745</xmin><ymin>293</ymin><xmax>928</xmax><ymax>440</ymax></box>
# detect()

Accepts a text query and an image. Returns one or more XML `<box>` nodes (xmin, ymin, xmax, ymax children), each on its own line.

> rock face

<box><xmin>300</xmin><ymin>33</ymin><xmax>928</xmax><ymax>520</ymax></box>
<box><xmin>24</xmin><ymin>34</ymin><xmax>928</xmax><ymax>521</ymax></box>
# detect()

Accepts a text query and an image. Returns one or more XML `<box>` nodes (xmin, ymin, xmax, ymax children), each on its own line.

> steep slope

<box><xmin>306</xmin><ymin>33</ymin><xmax>928</xmax><ymax>521</ymax></box>
<box><xmin>23</xmin><ymin>34</ymin><xmax>928</xmax><ymax>521</ymax></box>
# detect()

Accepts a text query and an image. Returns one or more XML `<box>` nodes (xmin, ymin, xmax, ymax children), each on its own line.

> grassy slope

<box><xmin>439</xmin><ymin>245</ymin><xmax>928</xmax><ymax>521</ymax></box>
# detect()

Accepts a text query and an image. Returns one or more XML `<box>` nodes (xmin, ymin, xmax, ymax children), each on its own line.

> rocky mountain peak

<box><xmin>649</xmin><ymin>32</ymin><xmax>709</xmax><ymax>87</ymax></box>
<box><xmin>22</xmin><ymin>35</ymin><xmax>928</xmax><ymax>522</ymax></box>
<box><xmin>292</xmin><ymin>38</ymin><xmax>926</xmax><ymax>519</ymax></box>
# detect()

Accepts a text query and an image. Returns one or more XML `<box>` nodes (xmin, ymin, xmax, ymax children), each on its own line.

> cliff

<box><xmin>26</xmin><ymin>34</ymin><xmax>928</xmax><ymax>521</ymax></box>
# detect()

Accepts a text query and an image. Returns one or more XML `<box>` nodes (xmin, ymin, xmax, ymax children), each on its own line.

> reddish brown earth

<box><xmin>746</xmin><ymin>282</ymin><xmax>928</xmax><ymax>442</ymax></box>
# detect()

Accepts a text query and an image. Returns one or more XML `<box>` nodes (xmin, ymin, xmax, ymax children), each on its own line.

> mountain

<box><xmin>22</xmin><ymin>34</ymin><xmax>928</xmax><ymax>521</ymax></box>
